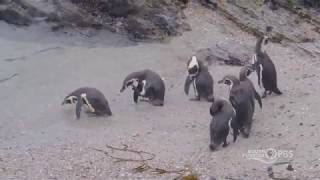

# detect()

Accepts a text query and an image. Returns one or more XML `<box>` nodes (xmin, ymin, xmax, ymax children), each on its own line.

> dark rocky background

<box><xmin>0</xmin><ymin>0</ymin><xmax>319</xmax><ymax>63</ymax></box>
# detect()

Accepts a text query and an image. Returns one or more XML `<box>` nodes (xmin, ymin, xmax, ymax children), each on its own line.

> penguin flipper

<box><xmin>184</xmin><ymin>76</ymin><xmax>192</xmax><ymax>95</ymax></box>
<box><xmin>104</xmin><ymin>101</ymin><xmax>112</xmax><ymax>116</ymax></box>
<box><xmin>254</xmin><ymin>90</ymin><xmax>262</xmax><ymax>108</ymax></box>
<box><xmin>133</xmin><ymin>91</ymin><xmax>139</xmax><ymax>103</ymax></box>
<box><xmin>75</xmin><ymin>96</ymin><xmax>83</xmax><ymax>119</ymax></box>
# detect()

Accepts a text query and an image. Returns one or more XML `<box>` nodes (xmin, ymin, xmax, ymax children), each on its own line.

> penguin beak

<box><xmin>120</xmin><ymin>86</ymin><xmax>125</xmax><ymax>93</ymax></box>
<box><xmin>217</xmin><ymin>79</ymin><xmax>224</xmax><ymax>84</ymax></box>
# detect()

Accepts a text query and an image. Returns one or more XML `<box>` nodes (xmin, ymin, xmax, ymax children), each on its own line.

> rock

<box><xmin>0</xmin><ymin>8</ymin><xmax>31</xmax><ymax>26</ymax></box>
<box><xmin>202</xmin><ymin>0</ymin><xmax>320</xmax><ymax>43</ymax></box>
<box><xmin>195</xmin><ymin>41</ymin><xmax>253</xmax><ymax>66</ymax></box>
<box><xmin>97</xmin><ymin>0</ymin><xmax>144</xmax><ymax>17</ymax></box>
<box><xmin>200</xmin><ymin>0</ymin><xmax>218</xmax><ymax>10</ymax></box>
<box><xmin>126</xmin><ymin>16</ymin><xmax>162</xmax><ymax>40</ymax></box>
<box><xmin>279</xmin><ymin>105</ymin><xmax>286</xmax><ymax>110</ymax></box>
<box><xmin>71</xmin><ymin>0</ymin><xmax>190</xmax><ymax>41</ymax></box>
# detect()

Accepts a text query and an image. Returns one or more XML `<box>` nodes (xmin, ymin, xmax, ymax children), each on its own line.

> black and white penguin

<box><xmin>218</xmin><ymin>75</ymin><xmax>254</xmax><ymax>141</ymax></box>
<box><xmin>239</xmin><ymin>66</ymin><xmax>262</xmax><ymax>110</ymax></box>
<box><xmin>120</xmin><ymin>69</ymin><xmax>165</xmax><ymax>106</ymax></box>
<box><xmin>184</xmin><ymin>56</ymin><xmax>214</xmax><ymax>102</ymax></box>
<box><xmin>62</xmin><ymin>87</ymin><xmax>112</xmax><ymax>119</ymax></box>
<box><xmin>252</xmin><ymin>35</ymin><xmax>282</xmax><ymax>98</ymax></box>
<box><xmin>209</xmin><ymin>98</ymin><xmax>236</xmax><ymax>151</ymax></box>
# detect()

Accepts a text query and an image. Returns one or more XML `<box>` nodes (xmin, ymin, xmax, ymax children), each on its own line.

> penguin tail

<box><xmin>273</xmin><ymin>87</ymin><xmax>282</xmax><ymax>95</ymax></box>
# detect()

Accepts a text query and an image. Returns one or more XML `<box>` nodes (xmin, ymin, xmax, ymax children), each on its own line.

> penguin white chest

<box><xmin>248</xmin><ymin>68</ymin><xmax>264</xmax><ymax>96</ymax></box>
<box><xmin>81</xmin><ymin>93</ymin><xmax>95</xmax><ymax>113</ymax></box>
<box><xmin>192</xmin><ymin>79</ymin><xmax>198</xmax><ymax>97</ymax></box>
<box><xmin>140</xmin><ymin>80</ymin><xmax>147</xmax><ymax>96</ymax></box>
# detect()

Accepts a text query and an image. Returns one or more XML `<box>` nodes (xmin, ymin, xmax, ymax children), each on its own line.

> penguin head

<box><xmin>187</xmin><ymin>56</ymin><xmax>200</xmax><ymax>78</ymax></box>
<box><xmin>210</xmin><ymin>99</ymin><xmax>224</xmax><ymax>116</ymax></box>
<box><xmin>218</xmin><ymin>75</ymin><xmax>240</xmax><ymax>91</ymax></box>
<box><xmin>255</xmin><ymin>35</ymin><xmax>269</xmax><ymax>54</ymax></box>
<box><xmin>62</xmin><ymin>95</ymin><xmax>78</xmax><ymax>105</ymax></box>
<box><xmin>239</xmin><ymin>66</ymin><xmax>254</xmax><ymax>81</ymax></box>
<box><xmin>120</xmin><ymin>78</ymin><xmax>139</xmax><ymax>92</ymax></box>
<box><xmin>261</xmin><ymin>35</ymin><xmax>269</xmax><ymax>52</ymax></box>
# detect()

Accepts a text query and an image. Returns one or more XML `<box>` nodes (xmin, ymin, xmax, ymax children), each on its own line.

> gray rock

<box><xmin>0</xmin><ymin>8</ymin><xmax>32</xmax><ymax>26</ymax></box>
<box><xmin>195</xmin><ymin>41</ymin><xmax>253</xmax><ymax>66</ymax></box>
<box><xmin>97</xmin><ymin>0</ymin><xmax>145</xmax><ymax>17</ymax></box>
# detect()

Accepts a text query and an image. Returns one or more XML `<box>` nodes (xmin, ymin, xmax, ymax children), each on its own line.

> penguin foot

<box><xmin>242</xmin><ymin>133</ymin><xmax>249</xmax><ymax>138</ymax></box>
<box><xmin>207</xmin><ymin>95</ymin><xmax>215</xmax><ymax>102</ymax></box>
<box><xmin>261</xmin><ymin>91</ymin><xmax>267</xmax><ymax>98</ymax></box>
<box><xmin>190</xmin><ymin>96</ymin><xmax>200</xmax><ymax>101</ymax></box>
<box><xmin>151</xmin><ymin>99</ymin><xmax>164</xmax><ymax>106</ymax></box>
<box><xmin>222</xmin><ymin>142</ymin><xmax>229</xmax><ymax>147</ymax></box>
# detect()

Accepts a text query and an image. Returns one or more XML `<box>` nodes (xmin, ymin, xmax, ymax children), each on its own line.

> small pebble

<box><xmin>279</xmin><ymin>105</ymin><xmax>285</xmax><ymax>110</ymax></box>
<box><xmin>299</xmin><ymin>122</ymin><xmax>303</xmax><ymax>126</ymax></box>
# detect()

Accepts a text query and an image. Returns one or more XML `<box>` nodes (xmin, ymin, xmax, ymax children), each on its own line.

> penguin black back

<box><xmin>185</xmin><ymin>56</ymin><xmax>214</xmax><ymax>102</ymax></box>
<box><xmin>120</xmin><ymin>69</ymin><xmax>165</xmax><ymax>106</ymax></box>
<box><xmin>62</xmin><ymin>87</ymin><xmax>112</xmax><ymax>119</ymax></box>
<box><xmin>209</xmin><ymin>98</ymin><xmax>236</xmax><ymax>151</ymax></box>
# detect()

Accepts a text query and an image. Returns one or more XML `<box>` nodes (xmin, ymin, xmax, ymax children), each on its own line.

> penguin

<box><xmin>62</xmin><ymin>87</ymin><xmax>112</xmax><ymax>119</ymax></box>
<box><xmin>252</xmin><ymin>35</ymin><xmax>282</xmax><ymax>98</ymax></box>
<box><xmin>120</xmin><ymin>69</ymin><xmax>165</xmax><ymax>106</ymax></box>
<box><xmin>209</xmin><ymin>98</ymin><xmax>236</xmax><ymax>151</ymax></box>
<box><xmin>184</xmin><ymin>56</ymin><xmax>214</xmax><ymax>102</ymax></box>
<box><xmin>218</xmin><ymin>75</ymin><xmax>254</xmax><ymax>140</ymax></box>
<box><xmin>239</xmin><ymin>66</ymin><xmax>262</xmax><ymax>110</ymax></box>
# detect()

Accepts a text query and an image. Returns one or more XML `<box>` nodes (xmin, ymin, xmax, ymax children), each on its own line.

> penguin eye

<box><xmin>246</xmin><ymin>70</ymin><xmax>251</xmax><ymax>76</ymax></box>
<box><xmin>72</xmin><ymin>98</ymin><xmax>78</xmax><ymax>103</ymax></box>
<box><xmin>225</xmin><ymin>79</ymin><xmax>231</xmax><ymax>85</ymax></box>
<box><xmin>126</xmin><ymin>81</ymin><xmax>133</xmax><ymax>87</ymax></box>
<box><xmin>65</xmin><ymin>99</ymin><xmax>71</xmax><ymax>104</ymax></box>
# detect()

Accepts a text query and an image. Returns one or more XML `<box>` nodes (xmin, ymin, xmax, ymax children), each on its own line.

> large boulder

<box><xmin>195</xmin><ymin>41</ymin><xmax>254</xmax><ymax>66</ymax></box>
<box><xmin>71</xmin><ymin>0</ymin><xmax>191</xmax><ymax>41</ymax></box>
<box><xmin>97</xmin><ymin>0</ymin><xmax>145</xmax><ymax>17</ymax></box>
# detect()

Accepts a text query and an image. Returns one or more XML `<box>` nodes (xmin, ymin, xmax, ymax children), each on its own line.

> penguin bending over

<box><xmin>184</xmin><ymin>56</ymin><xmax>214</xmax><ymax>102</ymax></box>
<box><xmin>209</xmin><ymin>98</ymin><xmax>236</xmax><ymax>151</ymax></box>
<box><xmin>239</xmin><ymin>66</ymin><xmax>262</xmax><ymax>110</ymax></box>
<box><xmin>62</xmin><ymin>87</ymin><xmax>112</xmax><ymax>119</ymax></box>
<box><xmin>218</xmin><ymin>75</ymin><xmax>254</xmax><ymax>141</ymax></box>
<box><xmin>120</xmin><ymin>69</ymin><xmax>165</xmax><ymax>106</ymax></box>
<box><xmin>252</xmin><ymin>35</ymin><xmax>282</xmax><ymax>98</ymax></box>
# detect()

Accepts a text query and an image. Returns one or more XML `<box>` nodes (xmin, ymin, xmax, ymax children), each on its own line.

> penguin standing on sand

<box><xmin>239</xmin><ymin>66</ymin><xmax>262</xmax><ymax>111</ymax></box>
<box><xmin>184</xmin><ymin>56</ymin><xmax>214</xmax><ymax>102</ymax></box>
<box><xmin>251</xmin><ymin>35</ymin><xmax>282</xmax><ymax>98</ymax></box>
<box><xmin>209</xmin><ymin>98</ymin><xmax>236</xmax><ymax>151</ymax></box>
<box><xmin>120</xmin><ymin>69</ymin><xmax>165</xmax><ymax>106</ymax></box>
<box><xmin>218</xmin><ymin>75</ymin><xmax>254</xmax><ymax>141</ymax></box>
<box><xmin>62</xmin><ymin>87</ymin><xmax>112</xmax><ymax>119</ymax></box>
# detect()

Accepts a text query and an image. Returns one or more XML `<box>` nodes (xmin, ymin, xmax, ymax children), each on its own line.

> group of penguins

<box><xmin>61</xmin><ymin>33</ymin><xmax>282</xmax><ymax>151</ymax></box>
